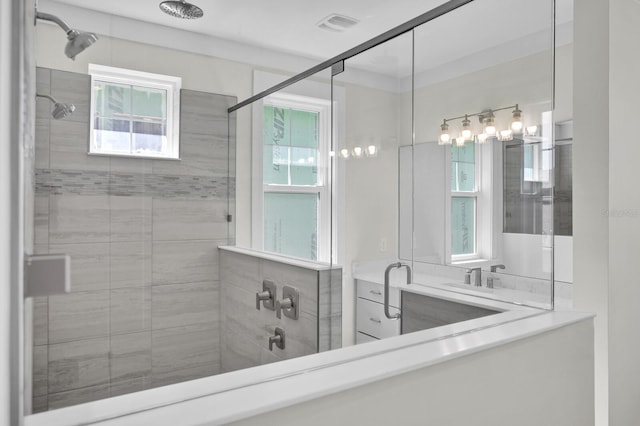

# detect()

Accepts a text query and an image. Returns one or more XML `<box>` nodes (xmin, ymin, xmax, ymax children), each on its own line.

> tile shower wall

<box><xmin>32</xmin><ymin>67</ymin><xmax>236</xmax><ymax>412</ymax></box>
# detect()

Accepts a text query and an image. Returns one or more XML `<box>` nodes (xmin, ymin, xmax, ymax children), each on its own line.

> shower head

<box><xmin>159</xmin><ymin>0</ymin><xmax>204</xmax><ymax>19</ymax></box>
<box><xmin>36</xmin><ymin>94</ymin><xmax>76</xmax><ymax>120</ymax></box>
<box><xmin>36</xmin><ymin>11</ymin><xmax>99</xmax><ymax>60</ymax></box>
<box><xmin>65</xmin><ymin>30</ymin><xmax>99</xmax><ymax>60</ymax></box>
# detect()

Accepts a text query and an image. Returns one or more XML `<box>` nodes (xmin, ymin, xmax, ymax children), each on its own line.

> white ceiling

<box><xmin>48</xmin><ymin>0</ymin><xmax>573</xmax><ymax>67</ymax></box>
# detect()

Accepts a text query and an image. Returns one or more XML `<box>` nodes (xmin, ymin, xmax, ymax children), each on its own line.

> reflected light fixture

<box><xmin>352</xmin><ymin>146</ymin><xmax>364</xmax><ymax>158</ymax></box>
<box><xmin>437</xmin><ymin>104</ymin><xmax>526</xmax><ymax>146</ymax></box>
<box><xmin>499</xmin><ymin>129</ymin><xmax>513</xmax><ymax>141</ymax></box>
<box><xmin>366</xmin><ymin>144</ymin><xmax>377</xmax><ymax>156</ymax></box>
<box><xmin>439</xmin><ymin>120</ymin><xmax>451</xmax><ymax>145</ymax></box>
<box><xmin>339</xmin><ymin>148</ymin><xmax>350</xmax><ymax>159</ymax></box>
<box><xmin>483</xmin><ymin>111</ymin><xmax>497</xmax><ymax>137</ymax></box>
<box><xmin>36</xmin><ymin>11</ymin><xmax>99</xmax><ymax>60</ymax></box>
<box><xmin>511</xmin><ymin>104</ymin><xmax>523</xmax><ymax>133</ymax></box>
<box><xmin>461</xmin><ymin>115</ymin><xmax>472</xmax><ymax>141</ymax></box>
<box><xmin>525</xmin><ymin>125</ymin><xmax>538</xmax><ymax>136</ymax></box>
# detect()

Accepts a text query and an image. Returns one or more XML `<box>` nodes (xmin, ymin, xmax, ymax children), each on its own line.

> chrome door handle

<box><xmin>369</xmin><ymin>290</ymin><xmax>382</xmax><ymax>296</ymax></box>
<box><xmin>369</xmin><ymin>317</ymin><xmax>382</xmax><ymax>324</ymax></box>
<box><xmin>384</xmin><ymin>262</ymin><xmax>409</xmax><ymax>320</ymax></box>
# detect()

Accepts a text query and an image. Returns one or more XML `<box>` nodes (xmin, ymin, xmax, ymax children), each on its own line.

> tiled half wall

<box><xmin>219</xmin><ymin>248</ymin><xmax>342</xmax><ymax>373</ymax></box>
<box><xmin>31</xmin><ymin>67</ymin><xmax>236</xmax><ymax>412</ymax></box>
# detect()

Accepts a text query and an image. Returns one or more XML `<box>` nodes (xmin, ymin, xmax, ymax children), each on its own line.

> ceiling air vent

<box><xmin>317</xmin><ymin>14</ymin><xmax>359</xmax><ymax>32</ymax></box>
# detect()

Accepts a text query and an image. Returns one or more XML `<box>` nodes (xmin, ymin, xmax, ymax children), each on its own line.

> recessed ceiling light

<box><xmin>317</xmin><ymin>14</ymin><xmax>359</xmax><ymax>32</ymax></box>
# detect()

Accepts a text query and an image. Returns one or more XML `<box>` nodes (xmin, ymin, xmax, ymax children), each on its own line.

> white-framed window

<box><xmin>88</xmin><ymin>64</ymin><xmax>181</xmax><ymax>159</ymax></box>
<box><xmin>256</xmin><ymin>93</ymin><xmax>331</xmax><ymax>262</ymax></box>
<box><xmin>450</xmin><ymin>141</ymin><xmax>479</xmax><ymax>260</ymax></box>
<box><xmin>447</xmin><ymin>140</ymin><xmax>494</xmax><ymax>263</ymax></box>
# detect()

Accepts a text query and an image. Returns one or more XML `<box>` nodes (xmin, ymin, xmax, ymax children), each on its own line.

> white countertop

<box><xmin>25</xmin><ymin>310</ymin><xmax>593</xmax><ymax>426</ymax></box>
<box><xmin>219</xmin><ymin>245</ymin><xmax>340</xmax><ymax>271</ymax></box>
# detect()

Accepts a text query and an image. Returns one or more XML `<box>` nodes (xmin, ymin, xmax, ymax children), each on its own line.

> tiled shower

<box><xmin>32</xmin><ymin>67</ymin><xmax>235</xmax><ymax>411</ymax></box>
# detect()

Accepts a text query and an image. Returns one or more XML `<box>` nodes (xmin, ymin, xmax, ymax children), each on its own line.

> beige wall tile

<box><xmin>48</xmin><ymin>243</ymin><xmax>109</xmax><ymax>292</ymax></box>
<box><xmin>33</xmin><ymin>345</ymin><xmax>48</xmax><ymax>397</ymax></box>
<box><xmin>48</xmin><ymin>337</ymin><xmax>109</xmax><ymax>394</ymax></box>
<box><xmin>49</xmin><ymin>195</ymin><xmax>110</xmax><ymax>244</ymax></box>
<box><xmin>50</xmin><ymin>120</ymin><xmax>108</xmax><ymax>171</ymax></box>
<box><xmin>151</xmin><ymin>323</ymin><xmax>219</xmax><ymax>380</ymax></box>
<box><xmin>152</xmin><ymin>281</ymin><xmax>219</xmax><ymax>329</ymax></box>
<box><xmin>109</xmin><ymin>196</ymin><xmax>152</xmax><ymax>242</ymax></box>
<box><xmin>110</xmin><ymin>332</ymin><xmax>151</xmax><ymax>382</ymax></box>
<box><xmin>152</xmin><ymin>240</ymin><xmax>221</xmax><ymax>285</ymax></box>
<box><xmin>111</xmin><ymin>287</ymin><xmax>151</xmax><ymax>334</ymax></box>
<box><xmin>48</xmin><ymin>384</ymin><xmax>110</xmax><ymax>410</ymax></box>
<box><xmin>33</xmin><ymin>297</ymin><xmax>48</xmax><ymax>346</ymax></box>
<box><xmin>110</xmin><ymin>241</ymin><xmax>152</xmax><ymax>289</ymax></box>
<box><xmin>49</xmin><ymin>291</ymin><xmax>109</xmax><ymax>343</ymax></box>
<box><xmin>152</xmin><ymin>199</ymin><xmax>228</xmax><ymax>241</ymax></box>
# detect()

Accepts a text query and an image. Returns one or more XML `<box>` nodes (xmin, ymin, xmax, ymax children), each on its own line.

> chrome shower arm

<box><xmin>36</xmin><ymin>11</ymin><xmax>73</xmax><ymax>35</ymax></box>
<box><xmin>35</xmin><ymin>93</ymin><xmax>57</xmax><ymax>104</ymax></box>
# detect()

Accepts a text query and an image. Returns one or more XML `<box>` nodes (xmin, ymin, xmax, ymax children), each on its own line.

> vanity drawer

<box><xmin>356</xmin><ymin>279</ymin><xmax>399</xmax><ymax>308</ymax></box>
<box><xmin>357</xmin><ymin>298</ymin><xmax>400</xmax><ymax>339</ymax></box>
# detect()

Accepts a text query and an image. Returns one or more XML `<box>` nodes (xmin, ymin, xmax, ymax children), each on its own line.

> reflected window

<box><xmin>450</xmin><ymin>141</ymin><xmax>478</xmax><ymax>258</ymax></box>
<box><xmin>89</xmin><ymin>64</ymin><xmax>181</xmax><ymax>159</ymax></box>
<box><xmin>261</xmin><ymin>94</ymin><xmax>330</xmax><ymax>261</ymax></box>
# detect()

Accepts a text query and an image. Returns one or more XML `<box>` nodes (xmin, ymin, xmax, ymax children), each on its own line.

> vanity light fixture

<box><xmin>352</xmin><ymin>146</ymin><xmax>364</xmax><ymax>158</ymax></box>
<box><xmin>366</xmin><ymin>144</ymin><xmax>378</xmax><ymax>157</ymax></box>
<box><xmin>438</xmin><ymin>104</ymin><xmax>525</xmax><ymax>145</ymax></box>
<box><xmin>339</xmin><ymin>148</ymin><xmax>350</xmax><ymax>159</ymax></box>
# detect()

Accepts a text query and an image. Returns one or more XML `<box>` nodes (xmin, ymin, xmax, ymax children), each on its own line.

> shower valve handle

<box><xmin>275</xmin><ymin>297</ymin><xmax>293</xmax><ymax>319</ymax></box>
<box><xmin>256</xmin><ymin>290</ymin><xmax>272</xmax><ymax>310</ymax></box>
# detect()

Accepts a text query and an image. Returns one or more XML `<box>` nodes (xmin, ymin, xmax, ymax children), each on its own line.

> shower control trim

<box><xmin>256</xmin><ymin>280</ymin><xmax>276</xmax><ymax>311</ymax></box>
<box><xmin>269</xmin><ymin>327</ymin><xmax>285</xmax><ymax>351</ymax></box>
<box><xmin>276</xmin><ymin>286</ymin><xmax>299</xmax><ymax>320</ymax></box>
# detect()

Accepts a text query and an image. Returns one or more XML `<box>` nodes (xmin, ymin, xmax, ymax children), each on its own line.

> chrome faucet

<box><xmin>487</xmin><ymin>264</ymin><xmax>506</xmax><ymax>289</ymax></box>
<box><xmin>465</xmin><ymin>267</ymin><xmax>482</xmax><ymax>287</ymax></box>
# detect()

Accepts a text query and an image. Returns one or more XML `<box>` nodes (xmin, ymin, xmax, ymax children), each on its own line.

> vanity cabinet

<box><xmin>355</xmin><ymin>279</ymin><xmax>400</xmax><ymax>342</ymax></box>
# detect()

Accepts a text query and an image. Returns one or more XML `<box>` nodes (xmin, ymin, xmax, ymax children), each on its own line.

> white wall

<box><xmin>608</xmin><ymin>1</ymin><xmax>640</xmax><ymax>424</ymax></box>
<box><xmin>573</xmin><ymin>1</ymin><xmax>610</xmax><ymax>424</ymax></box>
<box><xmin>230</xmin><ymin>319</ymin><xmax>594</xmax><ymax>426</ymax></box>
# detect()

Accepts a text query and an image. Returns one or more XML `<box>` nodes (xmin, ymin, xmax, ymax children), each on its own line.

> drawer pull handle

<box><xmin>369</xmin><ymin>317</ymin><xmax>382</xmax><ymax>324</ymax></box>
<box><xmin>369</xmin><ymin>290</ymin><xmax>382</xmax><ymax>296</ymax></box>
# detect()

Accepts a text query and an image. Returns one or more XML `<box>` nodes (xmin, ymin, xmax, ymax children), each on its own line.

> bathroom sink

<box><xmin>443</xmin><ymin>282</ymin><xmax>495</xmax><ymax>293</ymax></box>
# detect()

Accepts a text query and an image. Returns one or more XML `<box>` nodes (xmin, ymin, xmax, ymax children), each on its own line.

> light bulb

<box><xmin>499</xmin><ymin>129</ymin><xmax>513</xmax><ymax>141</ymax></box>
<box><xmin>511</xmin><ymin>105</ymin><xmax>523</xmax><ymax>133</ymax></box>
<box><xmin>483</xmin><ymin>113</ymin><xmax>496</xmax><ymax>136</ymax></box>
<box><xmin>339</xmin><ymin>148</ymin><xmax>350</xmax><ymax>159</ymax></box>
<box><xmin>476</xmin><ymin>133</ymin><xmax>488</xmax><ymax>144</ymax></box>
<box><xmin>366</xmin><ymin>145</ymin><xmax>377</xmax><ymax>156</ymax></box>
<box><xmin>525</xmin><ymin>125</ymin><xmax>538</xmax><ymax>136</ymax></box>
<box><xmin>461</xmin><ymin>115</ymin><xmax>472</xmax><ymax>141</ymax></box>
<box><xmin>352</xmin><ymin>146</ymin><xmax>363</xmax><ymax>157</ymax></box>
<box><xmin>455</xmin><ymin>136</ymin><xmax>466</xmax><ymax>147</ymax></box>
<box><xmin>329</xmin><ymin>150</ymin><xmax>335</xmax><ymax>157</ymax></box>
<box><xmin>439</xmin><ymin>121</ymin><xmax>451</xmax><ymax>145</ymax></box>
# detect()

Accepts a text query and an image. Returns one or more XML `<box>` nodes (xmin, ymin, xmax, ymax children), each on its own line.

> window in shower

<box><xmin>261</xmin><ymin>93</ymin><xmax>330</xmax><ymax>261</ymax></box>
<box><xmin>88</xmin><ymin>64</ymin><xmax>181</xmax><ymax>159</ymax></box>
